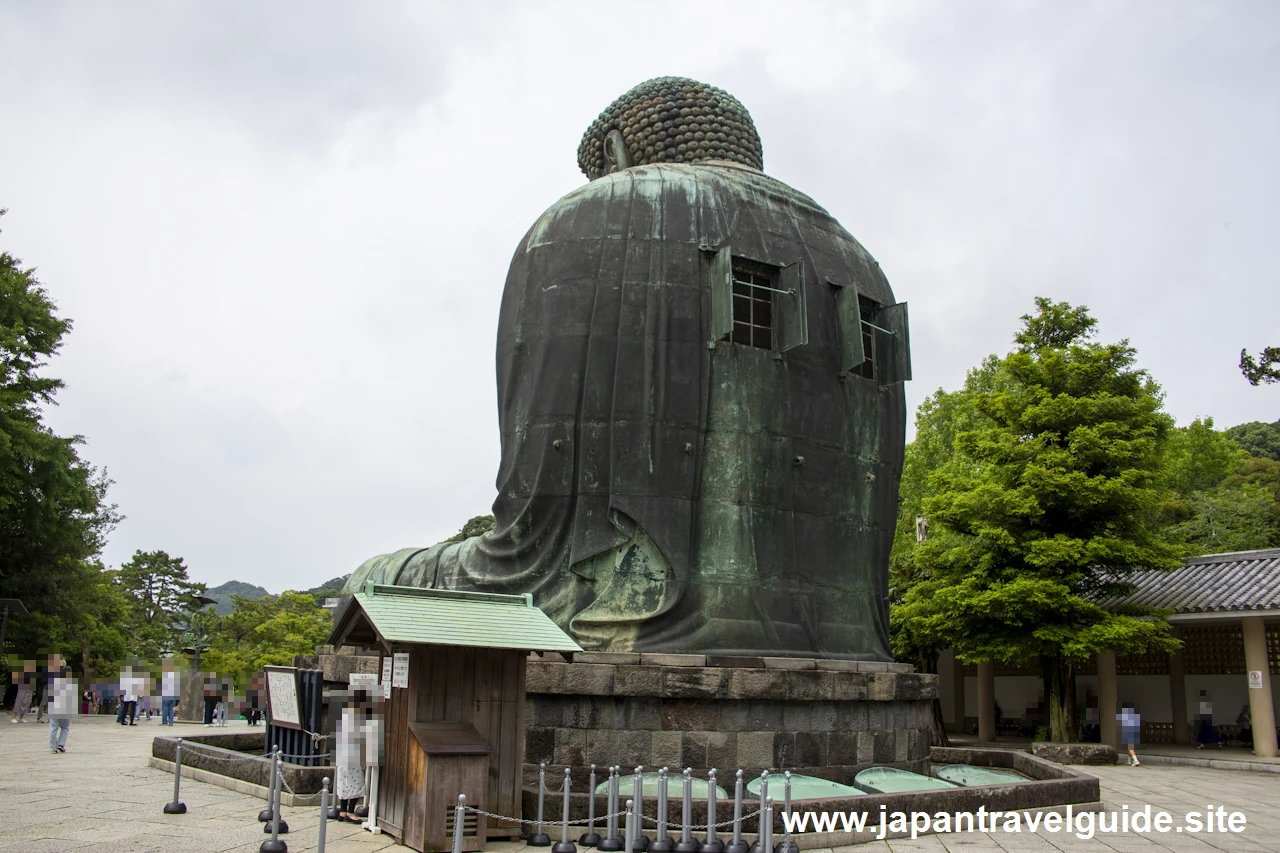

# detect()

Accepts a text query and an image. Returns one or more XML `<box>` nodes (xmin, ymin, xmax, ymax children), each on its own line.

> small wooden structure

<box><xmin>330</xmin><ymin>583</ymin><xmax>581</xmax><ymax>852</ymax></box>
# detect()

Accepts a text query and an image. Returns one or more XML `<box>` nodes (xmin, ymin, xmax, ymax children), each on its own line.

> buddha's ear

<box><xmin>603</xmin><ymin>129</ymin><xmax>630</xmax><ymax>174</ymax></box>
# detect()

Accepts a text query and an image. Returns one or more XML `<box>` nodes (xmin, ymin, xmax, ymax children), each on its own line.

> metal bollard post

<box><xmin>624</xmin><ymin>800</ymin><xmax>635</xmax><ymax>853</ymax></box>
<box><xmin>650</xmin><ymin>768</ymin><xmax>672</xmax><ymax>853</ymax></box>
<box><xmin>264</xmin><ymin>752</ymin><xmax>290</xmax><ymax>834</ymax></box>
<box><xmin>580</xmin><ymin>764</ymin><xmax>602</xmax><ymax>846</ymax></box>
<box><xmin>452</xmin><ymin>795</ymin><xmax>467</xmax><ymax>853</ymax></box>
<box><xmin>725</xmin><ymin>771</ymin><xmax>748</xmax><ymax>853</ymax></box>
<box><xmin>260</xmin><ymin>758</ymin><xmax>288</xmax><ymax>852</ymax></box>
<box><xmin>673</xmin><ymin>768</ymin><xmax>699</xmax><ymax>853</ymax></box>
<box><xmin>760</xmin><ymin>800</ymin><xmax>772</xmax><ymax>853</ymax></box>
<box><xmin>318</xmin><ymin>778</ymin><xmax>330</xmax><ymax>853</ymax></box>
<box><xmin>164</xmin><ymin>738</ymin><xmax>188</xmax><ymax>814</ymax></box>
<box><xmin>632</xmin><ymin>765</ymin><xmax>649</xmax><ymax>850</ymax></box>
<box><xmin>554</xmin><ymin>768</ymin><xmax>577</xmax><ymax>853</ymax></box>
<box><xmin>599</xmin><ymin>767</ymin><xmax>622</xmax><ymax>851</ymax></box>
<box><xmin>530</xmin><ymin>762</ymin><xmax>552</xmax><ymax>846</ymax></box>
<box><xmin>700</xmin><ymin>770</ymin><xmax>723</xmax><ymax>853</ymax></box>
<box><xmin>746</xmin><ymin>773</ymin><xmax>767</xmax><ymax>853</ymax></box>
<box><xmin>775</xmin><ymin>773</ymin><xmax>797</xmax><ymax>853</ymax></box>
<box><xmin>260</xmin><ymin>743</ymin><xmax>280</xmax><ymax>822</ymax></box>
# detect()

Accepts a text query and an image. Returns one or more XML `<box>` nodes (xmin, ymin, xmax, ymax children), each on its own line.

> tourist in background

<box><xmin>215</xmin><ymin>676</ymin><xmax>231</xmax><ymax>726</ymax></box>
<box><xmin>161</xmin><ymin>659</ymin><xmax>180</xmax><ymax>726</ymax></box>
<box><xmin>46</xmin><ymin>655</ymin><xmax>76</xmax><ymax>754</ymax></box>
<box><xmin>1118</xmin><ymin>702</ymin><xmax>1141</xmax><ymax>766</ymax></box>
<box><xmin>1237</xmin><ymin>704</ymin><xmax>1253</xmax><ymax>748</ymax></box>
<box><xmin>9</xmin><ymin>660</ymin><xmax>35</xmax><ymax>723</ymax></box>
<box><xmin>34</xmin><ymin>662</ymin><xmax>46</xmax><ymax>723</ymax></box>
<box><xmin>335</xmin><ymin>691</ymin><xmax>367</xmax><ymax>822</ymax></box>
<box><xmin>202</xmin><ymin>673</ymin><xmax>218</xmax><ymax>726</ymax></box>
<box><xmin>117</xmin><ymin>665</ymin><xmax>141</xmax><ymax>726</ymax></box>
<box><xmin>1196</xmin><ymin>690</ymin><xmax>1222</xmax><ymax>749</ymax></box>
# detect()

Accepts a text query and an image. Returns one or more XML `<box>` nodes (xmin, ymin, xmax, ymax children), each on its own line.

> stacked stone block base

<box><xmin>524</xmin><ymin>652</ymin><xmax>938</xmax><ymax>787</ymax></box>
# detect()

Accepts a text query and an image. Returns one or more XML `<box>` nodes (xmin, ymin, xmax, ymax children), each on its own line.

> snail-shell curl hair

<box><xmin>578</xmin><ymin>76</ymin><xmax>763</xmax><ymax>180</ymax></box>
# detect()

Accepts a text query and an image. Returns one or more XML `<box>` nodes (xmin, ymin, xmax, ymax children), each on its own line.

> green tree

<box><xmin>1225</xmin><ymin>420</ymin><xmax>1280</xmax><ymax>462</ymax></box>
<box><xmin>1240</xmin><ymin>346</ymin><xmax>1280</xmax><ymax>386</ymax></box>
<box><xmin>1161</xmin><ymin>418</ymin><xmax>1247</xmax><ymax>495</ymax></box>
<box><xmin>889</xmin><ymin>360</ymin><xmax>1003</xmax><ymax>745</ymax></box>
<box><xmin>1157</xmin><ymin>420</ymin><xmax>1278</xmax><ymax>553</ymax></box>
<box><xmin>113</xmin><ymin>550</ymin><xmax>206</xmax><ymax>659</ymax></box>
<box><xmin>0</xmin><ymin>209</ymin><xmax>121</xmax><ymax>671</ymax></box>
<box><xmin>204</xmin><ymin>591</ymin><xmax>332</xmax><ymax>689</ymax></box>
<box><xmin>444</xmin><ymin>515</ymin><xmax>496</xmax><ymax>543</ymax></box>
<box><xmin>897</xmin><ymin>298</ymin><xmax>1183</xmax><ymax>743</ymax></box>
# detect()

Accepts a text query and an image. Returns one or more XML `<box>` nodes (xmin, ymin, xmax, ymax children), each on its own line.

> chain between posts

<box><xmin>459</xmin><ymin>805</ymin><xmax>765</xmax><ymax>832</ymax></box>
<box><xmin>278</xmin><ymin>774</ymin><xmax>326</xmax><ymax>803</ymax></box>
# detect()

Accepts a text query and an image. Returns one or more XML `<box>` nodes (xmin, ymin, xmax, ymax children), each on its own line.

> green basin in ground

<box><xmin>597</xmin><ymin>772</ymin><xmax>728</xmax><ymax>800</ymax></box>
<box><xmin>935</xmin><ymin>764</ymin><xmax>1025</xmax><ymax>787</ymax></box>
<box><xmin>853</xmin><ymin>767</ymin><xmax>959</xmax><ymax>794</ymax></box>
<box><xmin>745</xmin><ymin>774</ymin><xmax>866</xmax><ymax>799</ymax></box>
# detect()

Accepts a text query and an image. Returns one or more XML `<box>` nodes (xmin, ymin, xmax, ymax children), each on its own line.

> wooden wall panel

<box><xmin>378</xmin><ymin>652</ymin><xmax>412</xmax><ymax>839</ymax></box>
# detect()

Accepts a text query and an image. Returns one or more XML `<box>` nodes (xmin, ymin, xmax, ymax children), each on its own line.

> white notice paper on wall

<box><xmin>381</xmin><ymin>657</ymin><xmax>393</xmax><ymax>698</ymax></box>
<box><xmin>392</xmin><ymin>652</ymin><xmax>410</xmax><ymax>688</ymax></box>
<box><xmin>1250</xmin><ymin>670</ymin><xmax>1264</xmax><ymax>689</ymax></box>
<box><xmin>349</xmin><ymin>672</ymin><xmax>378</xmax><ymax>691</ymax></box>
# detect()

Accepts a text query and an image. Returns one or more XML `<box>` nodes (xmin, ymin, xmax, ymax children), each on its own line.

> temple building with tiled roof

<box><xmin>934</xmin><ymin>548</ymin><xmax>1280</xmax><ymax>756</ymax></box>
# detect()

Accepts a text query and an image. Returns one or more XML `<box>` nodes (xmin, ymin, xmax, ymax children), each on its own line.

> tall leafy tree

<box><xmin>0</xmin><ymin>209</ymin><xmax>121</xmax><ymax>668</ymax></box>
<box><xmin>897</xmin><ymin>298</ymin><xmax>1183</xmax><ymax>743</ymax></box>
<box><xmin>113</xmin><ymin>549</ymin><xmax>206</xmax><ymax>658</ymax></box>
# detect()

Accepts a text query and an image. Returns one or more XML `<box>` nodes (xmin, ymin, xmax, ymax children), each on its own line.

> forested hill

<box><xmin>206</xmin><ymin>580</ymin><xmax>270</xmax><ymax>614</ymax></box>
<box><xmin>204</xmin><ymin>576</ymin><xmax>350</xmax><ymax>613</ymax></box>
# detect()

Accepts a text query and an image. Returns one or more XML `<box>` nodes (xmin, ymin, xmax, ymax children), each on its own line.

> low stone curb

<box><xmin>149</xmin><ymin>756</ymin><xmax>316</xmax><ymax>806</ymax></box>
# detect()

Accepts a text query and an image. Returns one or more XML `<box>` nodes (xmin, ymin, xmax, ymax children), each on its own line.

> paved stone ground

<box><xmin>2</xmin><ymin>714</ymin><xmax>1279</xmax><ymax>852</ymax></box>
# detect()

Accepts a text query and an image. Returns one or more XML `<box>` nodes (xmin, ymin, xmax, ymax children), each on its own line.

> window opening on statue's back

<box><xmin>850</xmin><ymin>297</ymin><xmax>876</xmax><ymax>379</ymax></box>
<box><xmin>731</xmin><ymin>259</ymin><xmax>776</xmax><ymax>349</ymax></box>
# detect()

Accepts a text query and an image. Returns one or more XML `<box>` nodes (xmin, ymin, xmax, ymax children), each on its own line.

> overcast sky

<box><xmin>2</xmin><ymin>1</ymin><xmax>1276</xmax><ymax>594</ymax></box>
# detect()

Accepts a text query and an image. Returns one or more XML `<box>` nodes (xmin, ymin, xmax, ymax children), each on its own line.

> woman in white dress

<box><xmin>334</xmin><ymin>691</ymin><xmax>367</xmax><ymax>822</ymax></box>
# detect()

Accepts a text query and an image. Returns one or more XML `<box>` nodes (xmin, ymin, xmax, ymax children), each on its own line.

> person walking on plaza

<box><xmin>160</xmin><ymin>659</ymin><xmax>180</xmax><ymax>726</ymax></box>
<box><xmin>46</xmin><ymin>655</ymin><xmax>76</xmax><ymax>754</ymax></box>
<box><xmin>1118</xmin><ymin>703</ymin><xmax>1141</xmax><ymax>766</ymax></box>
<box><xmin>9</xmin><ymin>660</ymin><xmax>35</xmax><ymax>723</ymax></box>
<box><xmin>117</xmin><ymin>665</ymin><xmax>141</xmax><ymax>726</ymax></box>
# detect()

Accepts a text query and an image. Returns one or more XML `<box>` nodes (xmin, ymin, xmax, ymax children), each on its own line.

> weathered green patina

<box><xmin>342</xmin><ymin>78</ymin><xmax>909</xmax><ymax>659</ymax></box>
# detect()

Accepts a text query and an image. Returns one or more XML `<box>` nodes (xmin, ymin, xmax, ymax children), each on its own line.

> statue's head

<box><xmin>578</xmin><ymin>76</ymin><xmax>763</xmax><ymax>180</ymax></box>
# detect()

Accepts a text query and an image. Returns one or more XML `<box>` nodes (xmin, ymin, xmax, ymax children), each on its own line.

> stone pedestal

<box><xmin>524</xmin><ymin>653</ymin><xmax>936</xmax><ymax>786</ymax></box>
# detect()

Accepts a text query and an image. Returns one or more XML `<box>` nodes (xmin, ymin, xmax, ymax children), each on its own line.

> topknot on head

<box><xmin>577</xmin><ymin>76</ymin><xmax>763</xmax><ymax>179</ymax></box>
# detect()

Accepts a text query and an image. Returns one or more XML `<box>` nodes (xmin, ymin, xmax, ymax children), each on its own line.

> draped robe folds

<box><xmin>343</xmin><ymin>161</ymin><xmax>906</xmax><ymax>660</ymax></box>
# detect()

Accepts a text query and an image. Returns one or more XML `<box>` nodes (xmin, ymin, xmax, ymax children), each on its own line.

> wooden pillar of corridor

<box><xmin>977</xmin><ymin>661</ymin><xmax>996</xmax><ymax>742</ymax></box>
<box><xmin>1242</xmin><ymin>615</ymin><xmax>1278</xmax><ymax>758</ymax></box>
<box><xmin>1097</xmin><ymin>651</ymin><xmax>1118</xmax><ymax>750</ymax></box>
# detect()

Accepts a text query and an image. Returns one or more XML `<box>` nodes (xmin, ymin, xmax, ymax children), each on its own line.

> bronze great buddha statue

<box><xmin>342</xmin><ymin>77</ymin><xmax>911</xmax><ymax>659</ymax></box>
